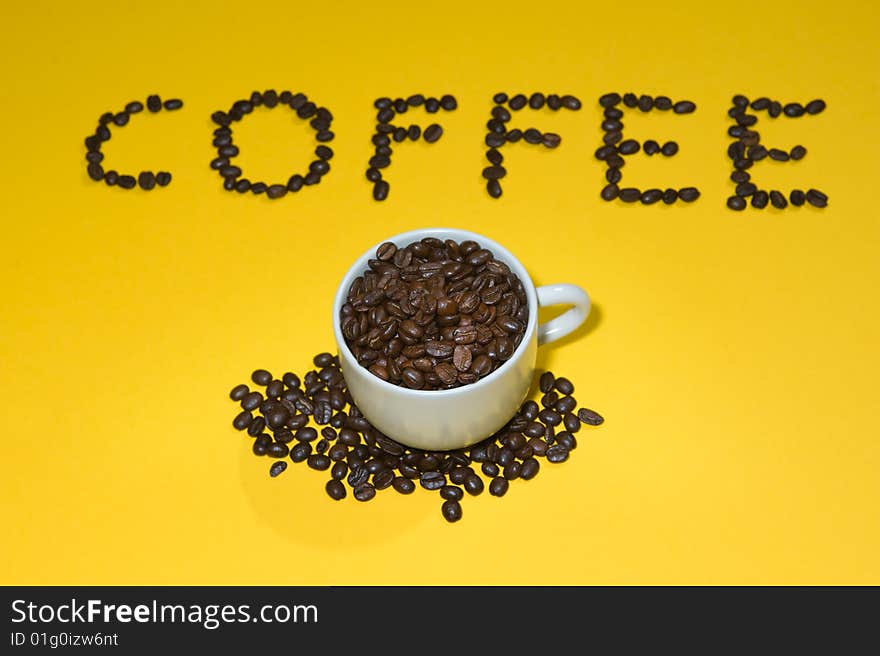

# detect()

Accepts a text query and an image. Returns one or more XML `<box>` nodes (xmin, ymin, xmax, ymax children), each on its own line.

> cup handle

<box><xmin>536</xmin><ymin>284</ymin><xmax>591</xmax><ymax>346</ymax></box>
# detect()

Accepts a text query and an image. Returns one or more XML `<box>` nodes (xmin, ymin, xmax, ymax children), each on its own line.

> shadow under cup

<box><xmin>332</xmin><ymin>227</ymin><xmax>586</xmax><ymax>451</ymax></box>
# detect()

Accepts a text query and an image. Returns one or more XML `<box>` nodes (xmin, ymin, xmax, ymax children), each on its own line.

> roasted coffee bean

<box><xmin>420</xmin><ymin>471</ymin><xmax>446</xmax><ymax>490</ymax></box>
<box><xmin>230</xmin><ymin>384</ymin><xmax>249</xmax><ymax>401</ymax></box>
<box><xmin>508</xmin><ymin>94</ymin><xmax>527</xmax><ymax>110</ymax></box>
<box><xmin>163</xmin><ymin>98</ymin><xmax>183</xmax><ymax>111</ymax></box>
<box><xmin>790</xmin><ymin>145</ymin><xmax>807</xmax><ymax>160</ymax></box>
<box><xmin>423</xmin><ymin>97</ymin><xmax>440</xmax><ymax>112</ymax></box>
<box><xmin>373</xmin><ymin>469</ymin><xmax>395</xmax><ymax>490</ymax></box>
<box><xmin>390</xmin><ymin>476</ymin><xmax>414</xmax><ymax>494</ymax></box>
<box><xmin>546</xmin><ymin>445</ymin><xmax>569</xmax><ymax>463</ymax></box>
<box><xmin>267</xmin><ymin>442</ymin><xmax>289</xmax><ymax>458</ymax></box>
<box><xmin>578</xmin><ymin>408</ymin><xmax>605</xmax><ymax>425</ymax></box>
<box><xmin>86</xmin><ymin>151</ymin><xmax>104</xmax><ymax>164</ymax></box>
<box><xmin>326</xmin><ymin>480</ymin><xmax>347</xmax><ymax>500</ymax></box>
<box><xmin>440</xmin><ymin>94</ymin><xmax>457</xmax><ymax>110</ymax></box>
<box><xmin>486</xmin><ymin>179</ymin><xmax>502</xmax><ymax>200</ymax></box>
<box><xmin>637</xmin><ymin>94</ymin><xmax>653</xmax><ymax>112</ymax></box>
<box><xmin>654</xmin><ymin>95</ymin><xmax>673</xmax><ymax>110</ymax></box>
<box><xmin>373</xmin><ymin>180</ymin><xmax>390</xmax><ymax>201</ymax></box>
<box><xmin>542</xmin><ymin>132</ymin><xmax>561</xmax><ymax>148</ymax></box>
<box><xmin>155</xmin><ymin>171</ymin><xmax>172</xmax><ymax>186</ymax></box>
<box><xmin>806</xmin><ymin>189</ymin><xmax>828</xmax><ymax>207</ymax></box>
<box><xmin>673</xmin><ymin>100</ymin><xmax>696</xmax><ymax>114</ymax></box>
<box><xmin>790</xmin><ymin>189</ymin><xmax>806</xmax><ymax>206</ymax></box>
<box><xmin>751</xmin><ymin>190</ymin><xmax>769</xmax><ymax>208</ymax></box>
<box><xmin>233</xmin><ymin>410</ymin><xmax>252</xmax><ymax>430</ymax></box>
<box><xmin>605</xmin><ymin>168</ymin><xmax>622</xmax><ymax>185</ymax></box>
<box><xmin>423</xmin><ymin>124</ymin><xmax>443</xmax><ymax>143</ymax></box>
<box><xmin>295</xmin><ymin>427</ymin><xmax>318</xmax><ymax>442</ymax></box>
<box><xmin>618</xmin><ymin>139</ymin><xmax>640</xmax><ymax>155</ymax></box>
<box><xmin>441</xmin><ymin>499</ymin><xmax>462</xmax><ymax>522</ymax></box>
<box><xmin>769</xmin><ymin>101</ymin><xmax>782</xmax><ymax>118</ymax></box>
<box><xmin>805</xmin><ymin>99</ymin><xmax>826</xmax><ymax>115</ymax></box>
<box><xmin>482</xmin><ymin>166</ymin><xmax>506</xmax><ymax>179</ymax></box>
<box><xmin>751</xmin><ymin>97</ymin><xmax>770</xmax><ymax>110</ymax></box>
<box><xmin>748</xmin><ymin>145</ymin><xmax>767</xmax><ymax>161</ymax></box>
<box><xmin>440</xmin><ymin>485</ymin><xmax>464</xmax><ymax>501</ymax></box>
<box><xmin>489</xmin><ymin>477</ymin><xmax>509</xmax><ymax>496</ymax></box>
<box><xmin>727</xmin><ymin>196</ymin><xmax>746</xmax><ymax>211</ymax></box>
<box><xmin>252</xmin><ymin>369</ymin><xmax>272</xmax><ymax>386</ymax></box>
<box><xmin>783</xmin><ymin>103</ymin><xmax>804</xmax><ymax>117</ymax></box>
<box><xmin>117</xmin><ymin>175</ymin><xmax>136</xmax><ymax>189</ymax></box>
<box><xmin>87</xmin><ymin>163</ymin><xmax>104</xmax><ymax>181</ymax></box>
<box><xmin>146</xmin><ymin>94</ymin><xmax>162</xmax><ymax>112</ymax></box>
<box><xmin>619</xmin><ymin>187</ymin><xmax>641</xmax><ymax>203</ymax></box>
<box><xmin>769</xmin><ymin>190</ymin><xmax>787</xmax><ymax>209</ymax></box>
<box><xmin>481</xmin><ymin>461</ymin><xmax>500</xmax><ymax>477</ymax></box>
<box><xmin>556</xmin><ymin>431</ymin><xmax>577</xmax><ymax>451</ymax></box>
<box><xmin>464</xmin><ymin>474</ymin><xmax>484</xmax><ymax>496</ymax></box>
<box><xmin>768</xmin><ymin>148</ymin><xmax>789</xmax><ymax>162</ymax></box>
<box><xmin>503</xmin><ymin>461</ymin><xmax>522</xmax><ymax>480</ymax></box>
<box><xmin>731</xmin><ymin>170</ymin><xmax>750</xmax><ymax>183</ymax></box>
<box><xmin>520</xmin><ymin>458</ymin><xmax>540</xmax><ymax>480</ymax></box>
<box><xmin>661</xmin><ymin>141</ymin><xmax>678</xmax><ymax>157</ymax></box>
<box><xmin>112</xmin><ymin>112</ymin><xmax>129</xmax><ymax>126</ymax></box>
<box><xmin>599</xmin><ymin>92</ymin><xmax>621</xmax><ymax>107</ymax></box>
<box><xmin>643</xmin><ymin>140</ymin><xmax>660</xmax><ymax>155</ymax></box>
<box><xmin>241</xmin><ymin>392</ymin><xmax>263</xmax><ymax>412</ymax></box>
<box><xmin>602</xmin><ymin>119</ymin><xmax>622</xmax><ymax>132</ymax></box>
<box><xmin>660</xmin><ymin>188</ymin><xmax>676</xmax><ymax>204</ymax></box>
<box><xmin>523</xmin><ymin>128</ymin><xmax>543</xmax><ymax>144</ymax></box>
<box><xmin>736</xmin><ymin>182</ymin><xmax>757</xmax><ymax>196</ymax></box>
<box><xmin>601</xmin><ymin>184</ymin><xmax>618</xmax><ymax>201</ymax></box>
<box><xmin>269</xmin><ymin>461</ymin><xmax>287</xmax><ymax>477</ymax></box>
<box><xmin>641</xmin><ymin>188</ymin><xmax>663</xmax><ymax>204</ymax></box>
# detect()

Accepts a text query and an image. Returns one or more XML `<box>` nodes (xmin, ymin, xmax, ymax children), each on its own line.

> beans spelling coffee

<box><xmin>340</xmin><ymin>238</ymin><xmax>528</xmax><ymax>390</ymax></box>
<box><xmin>229</xmin><ymin>354</ymin><xmax>605</xmax><ymax>523</ymax></box>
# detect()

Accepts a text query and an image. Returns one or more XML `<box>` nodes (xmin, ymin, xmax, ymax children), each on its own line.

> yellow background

<box><xmin>1</xmin><ymin>0</ymin><xmax>878</xmax><ymax>585</ymax></box>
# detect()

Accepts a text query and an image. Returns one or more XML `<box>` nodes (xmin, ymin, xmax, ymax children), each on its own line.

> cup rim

<box><xmin>332</xmin><ymin>227</ymin><xmax>538</xmax><ymax>399</ymax></box>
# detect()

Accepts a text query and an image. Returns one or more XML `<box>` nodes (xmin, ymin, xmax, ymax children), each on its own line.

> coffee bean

<box><xmin>751</xmin><ymin>97</ymin><xmax>770</xmax><ymax>110</ymax></box>
<box><xmin>482</xmin><ymin>166</ymin><xmax>507</xmax><ymax>179</ymax></box>
<box><xmin>728</xmin><ymin>195</ymin><xmax>747</xmax><ymax>211</ymax></box>
<box><xmin>233</xmin><ymin>410</ymin><xmax>252</xmax><ymax>430</ymax></box>
<box><xmin>146</xmin><ymin>95</ymin><xmax>162</xmax><ymax>112</ymax></box>
<box><xmin>641</xmin><ymin>189</ymin><xmax>663</xmax><ymax>204</ymax></box>
<box><xmin>606</xmin><ymin>168</ymin><xmax>622</xmax><ymax>185</ymax></box>
<box><xmin>731</xmin><ymin>170</ymin><xmax>750</xmax><ymax>183</ymax></box>
<box><xmin>790</xmin><ymin>145</ymin><xmax>807</xmax><ymax>160</ymax></box>
<box><xmin>117</xmin><ymin>175</ymin><xmax>136</xmax><ymax>189</ymax></box>
<box><xmin>643</xmin><ymin>140</ymin><xmax>660</xmax><ymax>155</ymax></box>
<box><xmin>423</xmin><ymin>124</ymin><xmax>443</xmax><ymax>143</ymax></box>
<box><xmin>599</xmin><ymin>92</ymin><xmax>621</xmax><ymax>107</ymax></box>
<box><xmin>619</xmin><ymin>188</ymin><xmax>641</xmax><ymax>202</ymax></box>
<box><xmin>805</xmin><ymin>99</ymin><xmax>826</xmax><ymax>115</ymax></box>
<box><xmin>87</xmin><ymin>163</ymin><xmax>104</xmax><ymax>181</ymax></box>
<box><xmin>768</xmin><ymin>149</ymin><xmax>789</xmax><ymax>162</ymax></box>
<box><xmin>618</xmin><ymin>139</ymin><xmax>639</xmax><ymax>155</ymax></box>
<box><xmin>769</xmin><ymin>190</ymin><xmax>787</xmax><ymax>209</ymax></box>
<box><xmin>662</xmin><ymin>188</ymin><xmax>677</xmax><ymax>204</ymax></box>
<box><xmin>654</xmin><ymin>95</ymin><xmax>672</xmax><ymax>110</ymax></box>
<box><xmin>673</xmin><ymin>100</ymin><xmax>696</xmax><ymax>114</ymax></box>
<box><xmin>601</xmin><ymin>184</ymin><xmax>618</xmax><ymax>201</ymax></box>
<box><xmin>112</xmin><ymin>112</ymin><xmax>129</xmax><ymax>126</ymax></box>
<box><xmin>637</xmin><ymin>94</ymin><xmax>653</xmax><ymax>112</ymax></box>
<box><xmin>661</xmin><ymin>141</ymin><xmax>678</xmax><ymax>157</ymax></box>
<box><xmin>230</xmin><ymin>384</ymin><xmax>249</xmax><ymax>401</ymax></box>
<box><xmin>163</xmin><ymin>98</ymin><xmax>183</xmax><ymax>111</ymax></box>
<box><xmin>155</xmin><ymin>171</ymin><xmax>172</xmax><ymax>186</ymax></box>
<box><xmin>806</xmin><ymin>189</ymin><xmax>828</xmax><ymax>207</ymax></box>
<box><xmin>489</xmin><ymin>477</ymin><xmax>509</xmax><ymax>496</ymax></box>
<box><xmin>373</xmin><ymin>180</ymin><xmax>390</xmax><ymax>201</ymax></box>
<box><xmin>269</xmin><ymin>461</ymin><xmax>287</xmax><ymax>477</ymax></box>
<box><xmin>307</xmin><ymin>454</ymin><xmax>331</xmax><ymax>470</ymax></box>
<box><xmin>542</xmin><ymin>132</ymin><xmax>561</xmax><ymax>148</ymax></box>
<box><xmin>438</xmin><ymin>485</ymin><xmax>463</xmax><ymax>502</ymax></box>
<box><xmin>736</xmin><ymin>182</ymin><xmax>757</xmax><ymax>196</ymax></box>
<box><xmin>578</xmin><ymin>408</ymin><xmax>605</xmax><ymax>425</ymax></box>
<box><xmin>783</xmin><ymin>103</ymin><xmax>804</xmax><ymax>117</ymax></box>
<box><xmin>326</xmin><ymin>480</ymin><xmax>346</xmax><ymax>500</ymax></box>
<box><xmin>546</xmin><ymin>445</ymin><xmax>569</xmax><ymax>463</ymax></box>
<box><xmin>790</xmin><ymin>190</ymin><xmax>805</xmax><ymax>206</ymax></box>
<box><xmin>420</xmin><ymin>471</ymin><xmax>446</xmax><ymax>490</ymax></box>
<box><xmin>463</xmin><ymin>474</ymin><xmax>484</xmax><ymax>496</ymax></box>
<box><xmin>441</xmin><ymin>499</ymin><xmax>462</xmax><ymax>523</ymax></box>
<box><xmin>751</xmin><ymin>190</ymin><xmax>769</xmax><ymax>208</ymax></box>
<box><xmin>768</xmin><ymin>101</ymin><xmax>782</xmax><ymax>118</ymax></box>
<box><xmin>508</xmin><ymin>94</ymin><xmax>527</xmax><ymax>110</ymax></box>
<box><xmin>267</xmin><ymin>442</ymin><xmax>289</xmax><ymax>458</ymax></box>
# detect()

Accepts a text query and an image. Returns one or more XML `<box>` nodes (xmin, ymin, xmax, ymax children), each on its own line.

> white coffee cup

<box><xmin>332</xmin><ymin>227</ymin><xmax>590</xmax><ymax>450</ymax></box>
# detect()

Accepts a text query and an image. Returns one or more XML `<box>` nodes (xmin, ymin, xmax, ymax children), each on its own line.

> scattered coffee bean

<box><xmin>661</xmin><ymin>141</ymin><xmax>678</xmax><ymax>156</ymax></box>
<box><xmin>489</xmin><ymin>477</ymin><xmax>509</xmax><ymax>496</ymax></box>
<box><xmin>326</xmin><ymin>480</ymin><xmax>346</xmax><ymax>500</ymax></box>
<box><xmin>673</xmin><ymin>100</ymin><xmax>696</xmax><ymax>114</ymax></box>
<box><xmin>751</xmin><ymin>190</ymin><xmax>769</xmax><ymax>208</ymax></box>
<box><xmin>790</xmin><ymin>145</ymin><xmax>807</xmax><ymax>160</ymax></box>
<box><xmin>643</xmin><ymin>140</ymin><xmax>660</xmax><ymax>155</ymax></box>
<box><xmin>805</xmin><ymin>99</ymin><xmax>826</xmax><ymax>115</ymax></box>
<box><xmin>790</xmin><ymin>189</ymin><xmax>806</xmax><ymax>206</ymax></box>
<box><xmin>678</xmin><ymin>187</ymin><xmax>700</xmax><ymax>202</ymax></box>
<box><xmin>619</xmin><ymin>187</ymin><xmax>641</xmax><ymax>202</ymax></box>
<box><xmin>769</xmin><ymin>190</ymin><xmax>787</xmax><ymax>209</ymax></box>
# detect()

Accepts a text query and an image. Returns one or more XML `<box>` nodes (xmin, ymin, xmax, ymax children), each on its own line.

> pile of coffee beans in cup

<box><xmin>229</xmin><ymin>354</ymin><xmax>604</xmax><ymax>522</ymax></box>
<box><xmin>340</xmin><ymin>237</ymin><xmax>528</xmax><ymax>390</ymax></box>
